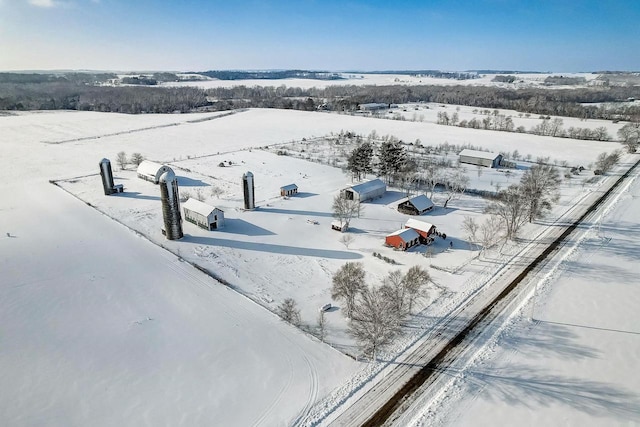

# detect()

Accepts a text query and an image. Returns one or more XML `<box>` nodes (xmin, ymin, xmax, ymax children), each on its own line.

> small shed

<box><xmin>458</xmin><ymin>149</ymin><xmax>503</xmax><ymax>168</ymax></box>
<box><xmin>405</xmin><ymin>218</ymin><xmax>436</xmax><ymax>243</ymax></box>
<box><xmin>280</xmin><ymin>184</ymin><xmax>298</xmax><ymax>197</ymax></box>
<box><xmin>137</xmin><ymin>160</ymin><xmax>173</xmax><ymax>184</ymax></box>
<box><xmin>398</xmin><ymin>195</ymin><xmax>434</xmax><ymax>215</ymax></box>
<box><xmin>385</xmin><ymin>228</ymin><xmax>420</xmax><ymax>251</ymax></box>
<box><xmin>331</xmin><ymin>220</ymin><xmax>348</xmax><ymax>232</ymax></box>
<box><xmin>342</xmin><ymin>179</ymin><xmax>386</xmax><ymax>203</ymax></box>
<box><xmin>183</xmin><ymin>198</ymin><xmax>224</xmax><ymax>230</ymax></box>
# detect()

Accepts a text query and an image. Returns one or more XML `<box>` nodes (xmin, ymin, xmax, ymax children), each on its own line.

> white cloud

<box><xmin>28</xmin><ymin>0</ymin><xmax>58</xmax><ymax>7</ymax></box>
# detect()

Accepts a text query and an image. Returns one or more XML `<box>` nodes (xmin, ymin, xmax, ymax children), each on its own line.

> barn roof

<box><xmin>280</xmin><ymin>184</ymin><xmax>298</xmax><ymax>191</ymax></box>
<box><xmin>349</xmin><ymin>179</ymin><xmax>386</xmax><ymax>195</ymax></box>
<box><xmin>387</xmin><ymin>228</ymin><xmax>420</xmax><ymax>242</ymax></box>
<box><xmin>407</xmin><ymin>195</ymin><xmax>434</xmax><ymax>211</ymax></box>
<box><xmin>458</xmin><ymin>149</ymin><xmax>501</xmax><ymax>161</ymax></box>
<box><xmin>137</xmin><ymin>160</ymin><xmax>169</xmax><ymax>176</ymax></box>
<box><xmin>183</xmin><ymin>198</ymin><xmax>222</xmax><ymax>217</ymax></box>
<box><xmin>405</xmin><ymin>218</ymin><xmax>435</xmax><ymax>233</ymax></box>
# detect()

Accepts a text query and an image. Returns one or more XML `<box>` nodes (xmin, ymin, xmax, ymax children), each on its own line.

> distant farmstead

<box><xmin>280</xmin><ymin>184</ymin><xmax>298</xmax><ymax>197</ymax></box>
<box><xmin>398</xmin><ymin>195</ymin><xmax>434</xmax><ymax>215</ymax></box>
<box><xmin>183</xmin><ymin>198</ymin><xmax>224</xmax><ymax>230</ymax></box>
<box><xmin>137</xmin><ymin>160</ymin><xmax>173</xmax><ymax>184</ymax></box>
<box><xmin>385</xmin><ymin>228</ymin><xmax>420</xmax><ymax>251</ymax></box>
<box><xmin>359</xmin><ymin>103</ymin><xmax>390</xmax><ymax>112</ymax></box>
<box><xmin>458</xmin><ymin>149</ymin><xmax>503</xmax><ymax>168</ymax></box>
<box><xmin>342</xmin><ymin>179</ymin><xmax>386</xmax><ymax>203</ymax></box>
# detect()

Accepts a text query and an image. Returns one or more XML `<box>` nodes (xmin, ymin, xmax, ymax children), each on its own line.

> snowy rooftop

<box><xmin>405</xmin><ymin>218</ymin><xmax>435</xmax><ymax>233</ymax></box>
<box><xmin>458</xmin><ymin>149</ymin><xmax>501</xmax><ymax>161</ymax></box>
<box><xmin>407</xmin><ymin>195</ymin><xmax>434</xmax><ymax>211</ymax></box>
<box><xmin>183</xmin><ymin>198</ymin><xmax>222</xmax><ymax>217</ymax></box>
<box><xmin>280</xmin><ymin>183</ymin><xmax>298</xmax><ymax>191</ymax></box>
<box><xmin>387</xmin><ymin>228</ymin><xmax>420</xmax><ymax>241</ymax></box>
<box><xmin>348</xmin><ymin>178</ymin><xmax>386</xmax><ymax>194</ymax></box>
<box><xmin>137</xmin><ymin>159</ymin><xmax>170</xmax><ymax>176</ymax></box>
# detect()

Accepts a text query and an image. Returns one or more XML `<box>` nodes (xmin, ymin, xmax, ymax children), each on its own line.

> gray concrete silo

<box><xmin>99</xmin><ymin>158</ymin><xmax>115</xmax><ymax>195</ymax></box>
<box><xmin>242</xmin><ymin>171</ymin><xmax>255</xmax><ymax>210</ymax></box>
<box><xmin>159</xmin><ymin>170</ymin><xmax>183</xmax><ymax>240</ymax></box>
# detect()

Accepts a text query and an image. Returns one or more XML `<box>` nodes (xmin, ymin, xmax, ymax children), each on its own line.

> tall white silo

<box><xmin>99</xmin><ymin>158</ymin><xmax>115</xmax><ymax>195</ymax></box>
<box><xmin>159</xmin><ymin>170</ymin><xmax>183</xmax><ymax>240</ymax></box>
<box><xmin>242</xmin><ymin>171</ymin><xmax>255</xmax><ymax>210</ymax></box>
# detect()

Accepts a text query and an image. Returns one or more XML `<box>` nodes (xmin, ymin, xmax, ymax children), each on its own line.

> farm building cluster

<box><xmin>99</xmin><ymin>156</ymin><xmax>450</xmax><ymax>253</ymax></box>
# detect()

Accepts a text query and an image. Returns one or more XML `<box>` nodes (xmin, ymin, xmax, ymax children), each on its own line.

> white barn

<box><xmin>137</xmin><ymin>160</ymin><xmax>173</xmax><ymax>184</ymax></box>
<box><xmin>458</xmin><ymin>149</ymin><xmax>503</xmax><ymax>168</ymax></box>
<box><xmin>342</xmin><ymin>179</ymin><xmax>386</xmax><ymax>203</ymax></box>
<box><xmin>183</xmin><ymin>198</ymin><xmax>224</xmax><ymax>231</ymax></box>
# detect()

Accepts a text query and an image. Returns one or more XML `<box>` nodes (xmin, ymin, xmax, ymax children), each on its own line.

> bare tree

<box><xmin>340</xmin><ymin>234</ymin><xmax>355</xmax><ymax>249</ymax></box>
<box><xmin>332</xmin><ymin>194</ymin><xmax>362</xmax><ymax>230</ymax></box>
<box><xmin>130</xmin><ymin>152</ymin><xmax>145</xmax><ymax>167</ymax></box>
<box><xmin>594</xmin><ymin>151</ymin><xmax>621</xmax><ymax>174</ymax></box>
<box><xmin>462</xmin><ymin>215</ymin><xmax>480</xmax><ymax>249</ymax></box>
<box><xmin>380</xmin><ymin>270</ymin><xmax>407</xmax><ymax>317</ymax></box>
<box><xmin>402</xmin><ymin>266</ymin><xmax>431</xmax><ymax>313</ymax></box>
<box><xmin>485</xmin><ymin>185</ymin><xmax>529</xmax><ymax>239</ymax></box>
<box><xmin>520</xmin><ymin>164</ymin><xmax>561</xmax><ymax>222</ymax></box>
<box><xmin>194</xmin><ymin>188</ymin><xmax>206</xmax><ymax>202</ymax></box>
<box><xmin>442</xmin><ymin>167</ymin><xmax>470</xmax><ymax>208</ymax></box>
<box><xmin>210</xmin><ymin>185</ymin><xmax>224</xmax><ymax>199</ymax></box>
<box><xmin>479</xmin><ymin>215</ymin><xmax>503</xmax><ymax>253</ymax></box>
<box><xmin>277</xmin><ymin>298</ymin><xmax>301</xmax><ymax>326</ymax></box>
<box><xmin>317</xmin><ymin>310</ymin><xmax>327</xmax><ymax>342</ymax></box>
<box><xmin>618</xmin><ymin>121</ymin><xmax>640</xmax><ymax>153</ymax></box>
<box><xmin>348</xmin><ymin>286</ymin><xmax>401</xmax><ymax>361</ymax></box>
<box><xmin>331</xmin><ymin>262</ymin><xmax>366</xmax><ymax>319</ymax></box>
<box><xmin>116</xmin><ymin>151</ymin><xmax>128</xmax><ymax>170</ymax></box>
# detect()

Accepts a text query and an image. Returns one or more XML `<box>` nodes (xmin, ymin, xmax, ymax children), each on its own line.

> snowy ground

<box><xmin>162</xmin><ymin>72</ymin><xmax>603</xmax><ymax>90</ymax></box>
<box><xmin>0</xmin><ymin>108</ymin><xmax>632</xmax><ymax>426</ymax></box>
<box><xmin>403</xmin><ymin>163</ymin><xmax>640</xmax><ymax>426</ymax></box>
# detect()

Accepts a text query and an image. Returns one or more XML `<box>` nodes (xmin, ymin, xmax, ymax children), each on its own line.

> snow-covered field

<box><xmin>404</xmin><ymin>164</ymin><xmax>640</xmax><ymax>427</ymax></box>
<box><xmin>162</xmin><ymin>72</ymin><xmax>602</xmax><ymax>90</ymax></box>
<box><xmin>0</xmin><ymin>107</ymin><xmax>635</xmax><ymax>426</ymax></box>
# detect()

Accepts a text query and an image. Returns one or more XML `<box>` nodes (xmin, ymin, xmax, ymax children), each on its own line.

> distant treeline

<box><xmin>0</xmin><ymin>82</ymin><xmax>207</xmax><ymax>113</ymax></box>
<box><xmin>196</xmin><ymin>70</ymin><xmax>343</xmax><ymax>80</ymax></box>
<box><xmin>205</xmin><ymin>84</ymin><xmax>640</xmax><ymax>120</ymax></box>
<box><xmin>0</xmin><ymin>72</ymin><xmax>117</xmax><ymax>84</ymax></box>
<box><xmin>1</xmin><ymin>74</ymin><xmax>639</xmax><ymax>120</ymax></box>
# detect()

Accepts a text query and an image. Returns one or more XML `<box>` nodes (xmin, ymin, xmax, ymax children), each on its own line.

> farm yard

<box><xmin>1</xmin><ymin>106</ymin><xmax>638</xmax><ymax>426</ymax></box>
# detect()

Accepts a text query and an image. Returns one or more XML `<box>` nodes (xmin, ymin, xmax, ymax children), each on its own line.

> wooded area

<box><xmin>1</xmin><ymin>72</ymin><xmax>639</xmax><ymax>120</ymax></box>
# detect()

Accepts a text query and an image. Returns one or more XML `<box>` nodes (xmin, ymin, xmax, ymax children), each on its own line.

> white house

<box><xmin>342</xmin><ymin>179</ymin><xmax>386</xmax><ymax>203</ymax></box>
<box><xmin>458</xmin><ymin>149</ymin><xmax>503</xmax><ymax>168</ymax></box>
<box><xmin>137</xmin><ymin>160</ymin><xmax>173</xmax><ymax>184</ymax></box>
<box><xmin>183</xmin><ymin>198</ymin><xmax>224</xmax><ymax>231</ymax></box>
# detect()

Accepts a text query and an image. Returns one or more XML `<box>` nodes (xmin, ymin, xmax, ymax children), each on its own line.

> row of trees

<box><xmin>331</xmin><ymin>262</ymin><xmax>431</xmax><ymax>360</ymax></box>
<box><xmin>0</xmin><ymin>83</ymin><xmax>208</xmax><ymax>113</ymax></box>
<box><xmin>437</xmin><ymin>110</ymin><xmax>612</xmax><ymax>142</ymax></box>
<box><xmin>4</xmin><ymin>74</ymin><xmax>639</xmax><ymax>121</ymax></box>
<box><xmin>345</xmin><ymin>137</ymin><xmax>470</xmax><ymax>207</ymax></box>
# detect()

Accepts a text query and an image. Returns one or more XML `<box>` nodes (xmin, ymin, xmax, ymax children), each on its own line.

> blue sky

<box><xmin>1</xmin><ymin>0</ymin><xmax>638</xmax><ymax>72</ymax></box>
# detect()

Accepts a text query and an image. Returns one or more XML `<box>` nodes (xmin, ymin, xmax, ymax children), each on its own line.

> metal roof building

<box><xmin>385</xmin><ymin>228</ymin><xmax>420</xmax><ymax>250</ymax></box>
<box><xmin>458</xmin><ymin>149</ymin><xmax>503</xmax><ymax>168</ymax></box>
<box><xmin>342</xmin><ymin>179</ymin><xmax>386</xmax><ymax>203</ymax></box>
<box><xmin>398</xmin><ymin>195</ymin><xmax>434</xmax><ymax>215</ymax></box>
<box><xmin>137</xmin><ymin>160</ymin><xmax>173</xmax><ymax>184</ymax></box>
<box><xmin>183</xmin><ymin>198</ymin><xmax>224</xmax><ymax>231</ymax></box>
